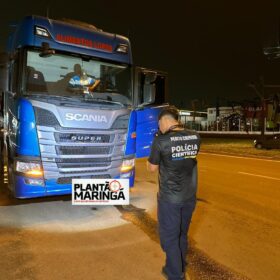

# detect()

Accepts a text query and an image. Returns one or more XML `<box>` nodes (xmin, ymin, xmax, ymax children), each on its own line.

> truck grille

<box><xmin>57</xmin><ymin>175</ymin><xmax>111</xmax><ymax>185</ymax></box>
<box><xmin>34</xmin><ymin>107</ymin><xmax>130</xmax><ymax>130</ymax></box>
<box><xmin>55</xmin><ymin>133</ymin><xmax>111</xmax><ymax>143</ymax></box>
<box><xmin>59</xmin><ymin>169</ymin><xmax>108</xmax><ymax>174</ymax></box>
<box><xmin>34</xmin><ymin>107</ymin><xmax>60</xmax><ymax>126</ymax></box>
<box><xmin>56</xmin><ymin>146</ymin><xmax>111</xmax><ymax>155</ymax></box>
<box><xmin>34</xmin><ymin>106</ymin><xmax>129</xmax><ymax>182</ymax></box>
<box><xmin>55</xmin><ymin>157</ymin><xmax>111</xmax><ymax>168</ymax></box>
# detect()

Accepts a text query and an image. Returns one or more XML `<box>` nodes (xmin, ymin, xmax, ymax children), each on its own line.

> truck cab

<box><xmin>0</xmin><ymin>16</ymin><xmax>168</xmax><ymax>198</ymax></box>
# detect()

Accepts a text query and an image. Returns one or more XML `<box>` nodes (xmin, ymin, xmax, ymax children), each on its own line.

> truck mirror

<box><xmin>144</xmin><ymin>72</ymin><xmax>157</xmax><ymax>84</ymax></box>
<box><xmin>39</xmin><ymin>42</ymin><xmax>55</xmax><ymax>57</ymax></box>
<box><xmin>140</xmin><ymin>72</ymin><xmax>157</xmax><ymax>105</ymax></box>
<box><xmin>143</xmin><ymin>84</ymin><xmax>156</xmax><ymax>104</ymax></box>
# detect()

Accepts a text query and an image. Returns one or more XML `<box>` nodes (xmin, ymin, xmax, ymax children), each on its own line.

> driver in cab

<box><xmin>68</xmin><ymin>63</ymin><xmax>100</xmax><ymax>92</ymax></box>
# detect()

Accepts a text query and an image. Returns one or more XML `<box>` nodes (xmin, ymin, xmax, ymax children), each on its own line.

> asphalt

<box><xmin>190</xmin><ymin>153</ymin><xmax>280</xmax><ymax>280</ymax></box>
<box><xmin>0</xmin><ymin>153</ymin><xmax>279</xmax><ymax>279</ymax></box>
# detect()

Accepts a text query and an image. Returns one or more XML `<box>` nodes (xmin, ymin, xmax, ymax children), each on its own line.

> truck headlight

<box><xmin>121</xmin><ymin>158</ymin><xmax>135</xmax><ymax>173</ymax></box>
<box><xmin>16</xmin><ymin>161</ymin><xmax>43</xmax><ymax>177</ymax></box>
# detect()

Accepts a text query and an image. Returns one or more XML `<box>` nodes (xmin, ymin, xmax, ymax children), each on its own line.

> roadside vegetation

<box><xmin>200</xmin><ymin>138</ymin><xmax>280</xmax><ymax>160</ymax></box>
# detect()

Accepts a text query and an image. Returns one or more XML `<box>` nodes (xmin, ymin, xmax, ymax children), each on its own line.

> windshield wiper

<box><xmin>45</xmin><ymin>95</ymin><xmax>82</xmax><ymax>101</ymax></box>
<box><xmin>24</xmin><ymin>92</ymin><xmax>128</xmax><ymax>106</ymax></box>
<box><xmin>24</xmin><ymin>93</ymin><xmax>82</xmax><ymax>101</ymax></box>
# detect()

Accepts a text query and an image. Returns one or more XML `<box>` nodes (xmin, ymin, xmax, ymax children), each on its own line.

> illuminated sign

<box><xmin>56</xmin><ymin>34</ymin><xmax>113</xmax><ymax>52</ymax></box>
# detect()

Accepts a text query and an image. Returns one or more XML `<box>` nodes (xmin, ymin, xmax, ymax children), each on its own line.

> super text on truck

<box><xmin>0</xmin><ymin>15</ymin><xmax>168</xmax><ymax>198</ymax></box>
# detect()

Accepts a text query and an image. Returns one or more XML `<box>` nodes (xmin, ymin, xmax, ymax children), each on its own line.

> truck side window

<box><xmin>153</xmin><ymin>75</ymin><xmax>166</xmax><ymax>105</ymax></box>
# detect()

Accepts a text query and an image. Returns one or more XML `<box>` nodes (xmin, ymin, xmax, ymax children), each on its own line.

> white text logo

<box><xmin>65</xmin><ymin>113</ymin><xmax>108</xmax><ymax>123</ymax></box>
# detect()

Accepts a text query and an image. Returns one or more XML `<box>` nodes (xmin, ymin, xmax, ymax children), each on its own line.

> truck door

<box><xmin>0</xmin><ymin>54</ymin><xmax>15</xmax><ymax>155</ymax></box>
<box><xmin>3</xmin><ymin>55</ymin><xmax>19</xmax><ymax>160</ymax></box>
<box><xmin>134</xmin><ymin>67</ymin><xmax>168</xmax><ymax>158</ymax></box>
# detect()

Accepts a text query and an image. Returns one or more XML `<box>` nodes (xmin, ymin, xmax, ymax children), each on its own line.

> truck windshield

<box><xmin>24</xmin><ymin>50</ymin><xmax>132</xmax><ymax>105</ymax></box>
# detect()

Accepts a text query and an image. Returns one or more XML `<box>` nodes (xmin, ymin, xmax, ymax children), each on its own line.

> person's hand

<box><xmin>89</xmin><ymin>79</ymin><xmax>101</xmax><ymax>92</ymax></box>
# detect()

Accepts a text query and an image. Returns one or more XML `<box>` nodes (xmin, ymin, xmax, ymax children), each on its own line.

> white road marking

<box><xmin>238</xmin><ymin>172</ymin><xmax>280</xmax><ymax>181</ymax></box>
<box><xmin>200</xmin><ymin>152</ymin><xmax>280</xmax><ymax>163</ymax></box>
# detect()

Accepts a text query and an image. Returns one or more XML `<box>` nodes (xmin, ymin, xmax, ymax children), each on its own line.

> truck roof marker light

<box><xmin>116</xmin><ymin>44</ymin><xmax>128</xmax><ymax>54</ymax></box>
<box><xmin>35</xmin><ymin>26</ymin><xmax>50</xmax><ymax>38</ymax></box>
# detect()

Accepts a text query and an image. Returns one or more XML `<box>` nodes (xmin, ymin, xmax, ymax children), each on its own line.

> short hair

<box><xmin>158</xmin><ymin>106</ymin><xmax>179</xmax><ymax>121</ymax></box>
<box><xmin>74</xmin><ymin>64</ymin><xmax>82</xmax><ymax>74</ymax></box>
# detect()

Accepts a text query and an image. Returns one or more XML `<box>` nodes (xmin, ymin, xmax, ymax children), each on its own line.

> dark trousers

<box><xmin>158</xmin><ymin>196</ymin><xmax>196</xmax><ymax>280</ymax></box>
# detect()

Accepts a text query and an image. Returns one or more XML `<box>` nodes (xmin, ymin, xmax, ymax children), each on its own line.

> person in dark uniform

<box><xmin>147</xmin><ymin>106</ymin><xmax>200</xmax><ymax>280</ymax></box>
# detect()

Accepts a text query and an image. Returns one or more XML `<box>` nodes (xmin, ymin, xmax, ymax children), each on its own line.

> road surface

<box><xmin>0</xmin><ymin>153</ymin><xmax>279</xmax><ymax>279</ymax></box>
<box><xmin>190</xmin><ymin>153</ymin><xmax>280</xmax><ymax>280</ymax></box>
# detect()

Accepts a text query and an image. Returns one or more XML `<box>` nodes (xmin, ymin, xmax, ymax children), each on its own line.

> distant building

<box><xmin>207</xmin><ymin>106</ymin><xmax>243</xmax><ymax>124</ymax></box>
<box><xmin>206</xmin><ymin>99</ymin><xmax>280</xmax><ymax>132</ymax></box>
<box><xmin>179</xmin><ymin>110</ymin><xmax>207</xmax><ymax>130</ymax></box>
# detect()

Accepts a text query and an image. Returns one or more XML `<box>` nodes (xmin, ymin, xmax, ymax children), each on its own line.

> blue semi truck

<box><xmin>0</xmin><ymin>15</ymin><xmax>168</xmax><ymax>198</ymax></box>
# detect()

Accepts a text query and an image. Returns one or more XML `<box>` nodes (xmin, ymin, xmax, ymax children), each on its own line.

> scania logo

<box><xmin>65</xmin><ymin>113</ymin><xmax>108</xmax><ymax>123</ymax></box>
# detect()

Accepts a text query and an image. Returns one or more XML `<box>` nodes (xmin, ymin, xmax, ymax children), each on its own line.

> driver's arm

<box><xmin>89</xmin><ymin>79</ymin><xmax>100</xmax><ymax>92</ymax></box>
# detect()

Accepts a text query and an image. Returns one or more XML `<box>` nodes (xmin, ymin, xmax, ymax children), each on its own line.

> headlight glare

<box><xmin>16</xmin><ymin>161</ymin><xmax>43</xmax><ymax>177</ymax></box>
<box><xmin>121</xmin><ymin>158</ymin><xmax>135</xmax><ymax>173</ymax></box>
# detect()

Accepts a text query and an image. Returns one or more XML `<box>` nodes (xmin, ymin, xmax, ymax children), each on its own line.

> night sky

<box><xmin>1</xmin><ymin>0</ymin><xmax>280</xmax><ymax>109</ymax></box>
